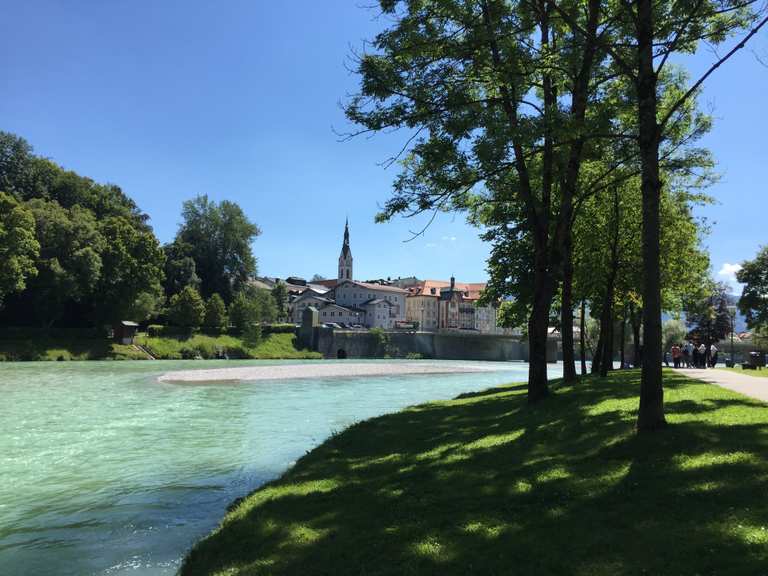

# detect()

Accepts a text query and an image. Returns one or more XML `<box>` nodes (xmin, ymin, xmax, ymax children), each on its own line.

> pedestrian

<box><xmin>672</xmin><ymin>344</ymin><xmax>681</xmax><ymax>368</ymax></box>
<box><xmin>682</xmin><ymin>341</ymin><xmax>691</xmax><ymax>368</ymax></box>
<box><xmin>698</xmin><ymin>343</ymin><xmax>707</xmax><ymax>368</ymax></box>
<box><xmin>692</xmin><ymin>343</ymin><xmax>700</xmax><ymax>368</ymax></box>
<box><xmin>710</xmin><ymin>343</ymin><xmax>719</xmax><ymax>367</ymax></box>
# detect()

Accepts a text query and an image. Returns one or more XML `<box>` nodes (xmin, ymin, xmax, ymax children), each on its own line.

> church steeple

<box><xmin>338</xmin><ymin>218</ymin><xmax>353</xmax><ymax>281</ymax></box>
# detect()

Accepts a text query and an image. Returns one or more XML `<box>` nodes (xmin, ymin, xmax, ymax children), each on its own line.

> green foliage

<box><xmin>662</xmin><ymin>318</ymin><xmax>688</xmax><ymax>352</ymax></box>
<box><xmin>737</xmin><ymin>246</ymin><xmax>768</xmax><ymax>330</ymax></box>
<box><xmin>271</xmin><ymin>281</ymin><xmax>288</xmax><ymax>321</ymax></box>
<box><xmin>229</xmin><ymin>287</ymin><xmax>277</xmax><ymax>331</ymax></box>
<box><xmin>163</xmin><ymin>241</ymin><xmax>201</xmax><ymax>297</ymax></box>
<box><xmin>0</xmin><ymin>191</ymin><xmax>39</xmax><ymax>306</ymax></box>
<box><xmin>127</xmin><ymin>288</ymin><xmax>165</xmax><ymax>323</ymax></box>
<box><xmin>181</xmin><ymin>370</ymin><xmax>768</xmax><ymax>576</ymax></box>
<box><xmin>242</xmin><ymin>323</ymin><xmax>263</xmax><ymax>347</ymax></box>
<box><xmin>0</xmin><ymin>132</ymin><xmax>165</xmax><ymax>327</ymax></box>
<box><xmin>686</xmin><ymin>282</ymin><xmax>732</xmax><ymax>344</ymax></box>
<box><xmin>204</xmin><ymin>293</ymin><xmax>228</xmax><ymax>330</ymax></box>
<box><xmin>168</xmin><ymin>286</ymin><xmax>206</xmax><ymax>328</ymax></box>
<box><xmin>172</xmin><ymin>195</ymin><xmax>260</xmax><ymax>303</ymax></box>
<box><xmin>137</xmin><ymin>332</ymin><xmax>320</xmax><ymax>360</ymax></box>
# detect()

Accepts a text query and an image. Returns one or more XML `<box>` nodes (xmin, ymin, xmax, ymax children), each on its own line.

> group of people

<box><xmin>670</xmin><ymin>341</ymin><xmax>718</xmax><ymax>369</ymax></box>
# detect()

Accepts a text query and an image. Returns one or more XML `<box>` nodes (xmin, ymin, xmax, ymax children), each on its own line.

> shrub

<box><xmin>168</xmin><ymin>286</ymin><xmax>206</xmax><ymax>328</ymax></box>
<box><xmin>243</xmin><ymin>323</ymin><xmax>263</xmax><ymax>347</ymax></box>
<box><xmin>204</xmin><ymin>293</ymin><xmax>228</xmax><ymax>331</ymax></box>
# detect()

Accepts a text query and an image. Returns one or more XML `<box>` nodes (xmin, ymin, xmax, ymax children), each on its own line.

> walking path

<box><xmin>673</xmin><ymin>368</ymin><xmax>768</xmax><ymax>403</ymax></box>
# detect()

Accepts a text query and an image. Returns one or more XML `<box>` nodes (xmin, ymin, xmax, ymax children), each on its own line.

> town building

<box><xmin>406</xmin><ymin>278</ymin><xmax>501</xmax><ymax>333</ymax></box>
<box><xmin>286</xmin><ymin>221</ymin><xmax>407</xmax><ymax>328</ymax></box>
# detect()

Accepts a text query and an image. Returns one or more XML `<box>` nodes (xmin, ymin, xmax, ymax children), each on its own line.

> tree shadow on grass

<box><xmin>181</xmin><ymin>370</ymin><xmax>768</xmax><ymax>576</ymax></box>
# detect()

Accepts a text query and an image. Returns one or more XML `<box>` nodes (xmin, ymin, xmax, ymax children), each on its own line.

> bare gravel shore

<box><xmin>158</xmin><ymin>361</ymin><xmax>498</xmax><ymax>383</ymax></box>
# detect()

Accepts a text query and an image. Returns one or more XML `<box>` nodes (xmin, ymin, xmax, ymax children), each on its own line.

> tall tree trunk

<box><xmin>598</xmin><ymin>289</ymin><xmax>614</xmax><ymax>377</ymax></box>
<box><xmin>580</xmin><ymin>299</ymin><xmax>588</xmax><ymax>375</ymax></box>
<box><xmin>619</xmin><ymin>313</ymin><xmax>627</xmax><ymax>369</ymax></box>
<box><xmin>635</xmin><ymin>0</ymin><xmax>666</xmax><ymax>430</ymax></box>
<box><xmin>592</xmin><ymin>329</ymin><xmax>603</xmax><ymax>374</ymax></box>
<box><xmin>529</xmin><ymin>241</ymin><xmax>554</xmax><ymax>402</ymax></box>
<box><xmin>630</xmin><ymin>305</ymin><xmax>642</xmax><ymax>367</ymax></box>
<box><xmin>561</xmin><ymin>232</ymin><xmax>577</xmax><ymax>383</ymax></box>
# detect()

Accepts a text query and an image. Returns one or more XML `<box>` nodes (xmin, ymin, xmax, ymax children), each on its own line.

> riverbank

<box><xmin>0</xmin><ymin>332</ymin><xmax>321</xmax><ymax>361</ymax></box>
<box><xmin>181</xmin><ymin>370</ymin><xmax>768</xmax><ymax>575</ymax></box>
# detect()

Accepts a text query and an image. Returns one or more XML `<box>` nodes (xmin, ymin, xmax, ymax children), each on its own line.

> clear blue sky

<box><xmin>1</xmin><ymin>2</ymin><xmax>766</xmax><ymax>287</ymax></box>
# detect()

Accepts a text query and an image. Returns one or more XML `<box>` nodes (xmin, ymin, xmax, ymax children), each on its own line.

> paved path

<box><xmin>673</xmin><ymin>368</ymin><xmax>768</xmax><ymax>403</ymax></box>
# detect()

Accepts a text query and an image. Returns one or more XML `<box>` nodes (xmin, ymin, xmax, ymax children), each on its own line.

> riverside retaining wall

<box><xmin>309</xmin><ymin>328</ymin><xmax>557</xmax><ymax>362</ymax></box>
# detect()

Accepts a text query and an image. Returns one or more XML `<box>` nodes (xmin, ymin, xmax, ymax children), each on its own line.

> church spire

<box><xmin>338</xmin><ymin>219</ymin><xmax>353</xmax><ymax>281</ymax></box>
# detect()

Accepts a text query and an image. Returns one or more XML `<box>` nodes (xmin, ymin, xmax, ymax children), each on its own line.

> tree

<box><xmin>346</xmin><ymin>0</ymin><xmax>609</xmax><ymax>400</ymax></box>
<box><xmin>168</xmin><ymin>286</ymin><xmax>206</xmax><ymax>328</ymax></box>
<box><xmin>271</xmin><ymin>281</ymin><xmax>288</xmax><ymax>321</ymax></box>
<box><xmin>229</xmin><ymin>286</ymin><xmax>277</xmax><ymax>331</ymax></box>
<box><xmin>737</xmin><ymin>246</ymin><xmax>768</xmax><ymax>330</ymax></box>
<box><xmin>23</xmin><ymin>199</ymin><xmax>104</xmax><ymax>325</ymax></box>
<box><xmin>127</xmin><ymin>288</ymin><xmax>164</xmax><ymax>323</ymax></box>
<box><xmin>0</xmin><ymin>132</ymin><xmax>164</xmax><ymax>328</ymax></box>
<box><xmin>662</xmin><ymin>318</ymin><xmax>688</xmax><ymax>355</ymax></box>
<box><xmin>311</xmin><ymin>274</ymin><xmax>327</xmax><ymax>282</ymax></box>
<box><xmin>0</xmin><ymin>192</ymin><xmax>39</xmax><ymax>307</ymax></box>
<box><xmin>173</xmin><ymin>195</ymin><xmax>260</xmax><ymax>303</ymax></box>
<box><xmin>562</xmin><ymin>0</ymin><xmax>768</xmax><ymax>429</ymax></box>
<box><xmin>686</xmin><ymin>282</ymin><xmax>732</xmax><ymax>345</ymax></box>
<box><xmin>163</xmin><ymin>241</ymin><xmax>201</xmax><ymax>297</ymax></box>
<box><xmin>204</xmin><ymin>293</ymin><xmax>228</xmax><ymax>331</ymax></box>
<box><xmin>93</xmin><ymin>216</ymin><xmax>165</xmax><ymax>324</ymax></box>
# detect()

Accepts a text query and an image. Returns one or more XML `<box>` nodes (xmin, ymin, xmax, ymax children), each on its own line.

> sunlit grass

<box><xmin>137</xmin><ymin>332</ymin><xmax>321</xmax><ymax>360</ymax></box>
<box><xmin>717</xmin><ymin>366</ymin><xmax>768</xmax><ymax>378</ymax></box>
<box><xmin>181</xmin><ymin>370</ymin><xmax>768</xmax><ymax>576</ymax></box>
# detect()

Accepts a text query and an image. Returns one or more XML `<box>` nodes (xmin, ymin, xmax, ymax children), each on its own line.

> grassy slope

<box><xmin>137</xmin><ymin>333</ymin><xmax>321</xmax><ymax>360</ymax></box>
<box><xmin>182</xmin><ymin>370</ymin><xmax>768</xmax><ymax>576</ymax></box>
<box><xmin>0</xmin><ymin>338</ymin><xmax>147</xmax><ymax>361</ymax></box>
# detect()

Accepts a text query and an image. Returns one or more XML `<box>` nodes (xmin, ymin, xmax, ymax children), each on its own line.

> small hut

<box><xmin>114</xmin><ymin>321</ymin><xmax>139</xmax><ymax>345</ymax></box>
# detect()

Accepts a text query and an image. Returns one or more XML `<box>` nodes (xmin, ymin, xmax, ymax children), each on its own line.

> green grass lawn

<box><xmin>0</xmin><ymin>338</ymin><xmax>148</xmax><ymax>361</ymax></box>
<box><xmin>137</xmin><ymin>332</ymin><xmax>321</xmax><ymax>360</ymax></box>
<box><xmin>717</xmin><ymin>365</ymin><xmax>768</xmax><ymax>378</ymax></box>
<box><xmin>181</xmin><ymin>370</ymin><xmax>768</xmax><ymax>576</ymax></box>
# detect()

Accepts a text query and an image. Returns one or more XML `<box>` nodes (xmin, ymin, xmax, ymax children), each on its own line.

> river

<box><xmin>0</xmin><ymin>359</ymin><xmax>561</xmax><ymax>575</ymax></box>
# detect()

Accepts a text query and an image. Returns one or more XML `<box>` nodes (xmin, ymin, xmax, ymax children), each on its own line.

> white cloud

<box><xmin>718</xmin><ymin>262</ymin><xmax>742</xmax><ymax>282</ymax></box>
<box><xmin>425</xmin><ymin>242</ymin><xmax>438</xmax><ymax>249</ymax></box>
<box><xmin>440</xmin><ymin>236</ymin><xmax>457</xmax><ymax>242</ymax></box>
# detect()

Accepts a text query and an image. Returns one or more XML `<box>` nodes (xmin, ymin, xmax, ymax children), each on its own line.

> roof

<box><xmin>410</xmin><ymin>279</ymin><xmax>487</xmax><ymax>301</ymax></box>
<box><xmin>361</xmin><ymin>298</ymin><xmax>394</xmax><ymax>307</ymax></box>
<box><xmin>337</xmin><ymin>280</ymin><xmax>408</xmax><ymax>294</ymax></box>
<box><xmin>312</xmin><ymin>279</ymin><xmax>339</xmax><ymax>288</ymax></box>
<box><xmin>120</xmin><ymin>321</ymin><xmax>139</xmax><ymax>327</ymax></box>
<box><xmin>318</xmin><ymin>302</ymin><xmax>365</xmax><ymax>314</ymax></box>
<box><xmin>293</xmin><ymin>292</ymin><xmax>334</xmax><ymax>304</ymax></box>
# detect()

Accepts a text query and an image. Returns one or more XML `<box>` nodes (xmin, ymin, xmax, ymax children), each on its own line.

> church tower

<box><xmin>338</xmin><ymin>219</ymin><xmax>353</xmax><ymax>282</ymax></box>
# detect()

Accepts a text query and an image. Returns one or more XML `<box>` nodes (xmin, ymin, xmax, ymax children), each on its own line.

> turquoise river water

<box><xmin>0</xmin><ymin>359</ymin><xmax>561</xmax><ymax>575</ymax></box>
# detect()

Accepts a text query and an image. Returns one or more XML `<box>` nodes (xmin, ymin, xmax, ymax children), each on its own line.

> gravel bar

<box><xmin>158</xmin><ymin>361</ymin><xmax>498</xmax><ymax>383</ymax></box>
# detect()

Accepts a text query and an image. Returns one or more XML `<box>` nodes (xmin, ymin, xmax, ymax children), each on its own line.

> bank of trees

<box><xmin>0</xmin><ymin>131</ymin><xmax>276</xmax><ymax>332</ymax></box>
<box><xmin>346</xmin><ymin>0</ymin><xmax>765</xmax><ymax>430</ymax></box>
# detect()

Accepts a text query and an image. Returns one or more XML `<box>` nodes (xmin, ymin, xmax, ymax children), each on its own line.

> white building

<box><xmin>333</xmin><ymin>280</ymin><xmax>407</xmax><ymax>329</ymax></box>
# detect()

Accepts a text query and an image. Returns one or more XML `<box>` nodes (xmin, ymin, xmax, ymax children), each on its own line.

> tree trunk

<box><xmin>528</xmin><ymin>243</ymin><xmax>554</xmax><ymax>402</ymax></box>
<box><xmin>631</xmin><ymin>309</ymin><xmax>642</xmax><ymax>367</ymax></box>
<box><xmin>592</xmin><ymin>329</ymin><xmax>603</xmax><ymax>374</ymax></box>
<box><xmin>635</xmin><ymin>0</ymin><xmax>666</xmax><ymax>430</ymax></box>
<box><xmin>598</xmin><ymin>289</ymin><xmax>614</xmax><ymax>377</ymax></box>
<box><xmin>619</xmin><ymin>313</ymin><xmax>627</xmax><ymax>369</ymax></box>
<box><xmin>580</xmin><ymin>299</ymin><xmax>588</xmax><ymax>375</ymax></box>
<box><xmin>561</xmin><ymin>232</ymin><xmax>577</xmax><ymax>383</ymax></box>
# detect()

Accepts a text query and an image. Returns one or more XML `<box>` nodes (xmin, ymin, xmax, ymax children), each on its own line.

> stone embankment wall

<box><xmin>311</xmin><ymin>328</ymin><xmax>557</xmax><ymax>362</ymax></box>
